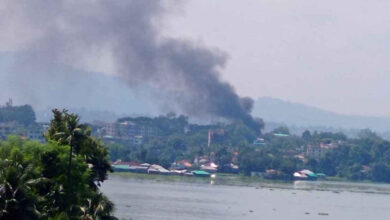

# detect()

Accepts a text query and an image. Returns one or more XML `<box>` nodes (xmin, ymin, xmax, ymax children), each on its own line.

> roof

<box><xmin>192</xmin><ymin>170</ymin><xmax>210</xmax><ymax>175</ymax></box>
<box><xmin>300</xmin><ymin>170</ymin><xmax>317</xmax><ymax>177</ymax></box>
<box><xmin>149</xmin><ymin>164</ymin><xmax>169</xmax><ymax>172</ymax></box>
<box><xmin>112</xmin><ymin>160</ymin><xmax>138</xmax><ymax>166</ymax></box>
<box><xmin>113</xmin><ymin>165</ymin><xmax>131</xmax><ymax>170</ymax></box>
<box><xmin>202</xmin><ymin>162</ymin><xmax>218</xmax><ymax>168</ymax></box>
<box><xmin>178</xmin><ymin>160</ymin><xmax>192</xmax><ymax>167</ymax></box>
<box><xmin>140</xmin><ymin>163</ymin><xmax>151</xmax><ymax>167</ymax></box>
<box><xmin>273</xmin><ymin>133</ymin><xmax>289</xmax><ymax>137</ymax></box>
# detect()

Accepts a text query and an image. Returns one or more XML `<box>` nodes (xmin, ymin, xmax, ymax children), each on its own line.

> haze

<box><xmin>1</xmin><ymin>0</ymin><xmax>389</xmax><ymax>117</ymax></box>
<box><xmin>163</xmin><ymin>0</ymin><xmax>390</xmax><ymax>117</ymax></box>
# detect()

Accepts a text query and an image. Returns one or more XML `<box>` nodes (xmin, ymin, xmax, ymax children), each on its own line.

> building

<box><xmin>0</xmin><ymin>122</ymin><xmax>20</xmax><ymax>139</ymax></box>
<box><xmin>208</xmin><ymin>129</ymin><xmax>226</xmax><ymax>147</ymax></box>
<box><xmin>0</xmin><ymin>122</ymin><xmax>48</xmax><ymax>142</ymax></box>
<box><xmin>99</xmin><ymin>120</ymin><xmax>158</xmax><ymax>140</ymax></box>
<box><xmin>26</xmin><ymin>123</ymin><xmax>49</xmax><ymax>142</ymax></box>
<box><xmin>97</xmin><ymin>120</ymin><xmax>159</xmax><ymax>146</ymax></box>
<box><xmin>305</xmin><ymin>142</ymin><xmax>339</xmax><ymax>159</ymax></box>
<box><xmin>306</xmin><ymin>145</ymin><xmax>322</xmax><ymax>159</ymax></box>
<box><xmin>253</xmin><ymin>138</ymin><xmax>266</xmax><ymax>146</ymax></box>
<box><xmin>103</xmin><ymin>123</ymin><xmax>117</xmax><ymax>138</ymax></box>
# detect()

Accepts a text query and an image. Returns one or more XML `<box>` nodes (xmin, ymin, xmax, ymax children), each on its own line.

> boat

<box><xmin>293</xmin><ymin>170</ymin><xmax>318</xmax><ymax>180</ymax></box>
<box><xmin>192</xmin><ymin>170</ymin><xmax>211</xmax><ymax>177</ymax></box>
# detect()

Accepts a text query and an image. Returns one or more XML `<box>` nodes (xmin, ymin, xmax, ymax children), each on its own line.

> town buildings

<box><xmin>96</xmin><ymin>119</ymin><xmax>159</xmax><ymax>146</ymax></box>
<box><xmin>0</xmin><ymin>121</ymin><xmax>48</xmax><ymax>142</ymax></box>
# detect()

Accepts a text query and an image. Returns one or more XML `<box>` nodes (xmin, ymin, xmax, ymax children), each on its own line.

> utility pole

<box><xmin>208</xmin><ymin>129</ymin><xmax>212</xmax><ymax>147</ymax></box>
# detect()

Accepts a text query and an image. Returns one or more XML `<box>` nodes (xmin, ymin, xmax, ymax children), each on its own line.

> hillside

<box><xmin>252</xmin><ymin>97</ymin><xmax>390</xmax><ymax>133</ymax></box>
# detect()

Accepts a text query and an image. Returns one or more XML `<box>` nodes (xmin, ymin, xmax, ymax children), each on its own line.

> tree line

<box><xmin>107</xmin><ymin>115</ymin><xmax>390</xmax><ymax>183</ymax></box>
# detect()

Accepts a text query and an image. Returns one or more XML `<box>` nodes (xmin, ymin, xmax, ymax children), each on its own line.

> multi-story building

<box><xmin>0</xmin><ymin>122</ymin><xmax>48</xmax><ymax>142</ymax></box>
<box><xmin>0</xmin><ymin>122</ymin><xmax>20</xmax><ymax>139</ymax></box>
<box><xmin>305</xmin><ymin>142</ymin><xmax>339</xmax><ymax>160</ymax></box>
<box><xmin>97</xmin><ymin>120</ymin><xmax>159</xmax><ymax>145</ymax></box>
<box><xmin>306</xmin><ymin>145</ymin><xmax>322</xmax><ymax>159</ymax></box>
<box><xmin>26</xmin><ymin>123</ymin><xmax>49</xmax><ymax>142</ymax></box>
<box><xmin>103</xmin><ymin>123</ymin><xmax>117</xmax><ymax>138</ymax></box>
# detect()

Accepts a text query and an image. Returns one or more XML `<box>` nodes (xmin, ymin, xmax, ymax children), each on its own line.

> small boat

<box><xmin>192</xmin><ymin>170</ymin><xmax>211</xmax><ymax>177</ymax></box>
<box><xmin>293</xmin><ymin>170</ymin><xmax>318</xmax><ymax>181</ymax></box>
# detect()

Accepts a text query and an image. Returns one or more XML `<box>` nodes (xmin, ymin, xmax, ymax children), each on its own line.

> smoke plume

<box><xmin>0</xmin><ymin>0</ymin><xmax>262</xmax><ymax>131</ymax></box>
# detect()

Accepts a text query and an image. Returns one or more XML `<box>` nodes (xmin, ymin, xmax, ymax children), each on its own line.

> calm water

<box><xmin>101</xmin><ymin>174</ymin><xmax>390</xmax><ymax>220</ymax></box>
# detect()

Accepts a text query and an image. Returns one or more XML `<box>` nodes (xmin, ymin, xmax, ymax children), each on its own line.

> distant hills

<box><xmin>252</xmin><ymin>97</ymin><xmax>390</xmax><ymax>137</ymax></box>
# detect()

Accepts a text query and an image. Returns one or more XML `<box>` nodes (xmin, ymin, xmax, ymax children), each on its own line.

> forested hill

<box><xmin>252</xmin><ymin>97</ymin><xmax>390</xmax><ymax>132</ymax></box>
<box><xmin>0</xmin><ymin>104</ymin><xmax>36</xmax><ymax>125</ymax></box>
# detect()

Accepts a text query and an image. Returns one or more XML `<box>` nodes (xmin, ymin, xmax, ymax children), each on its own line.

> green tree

<box><xmin>45</xmin><ymin>109</ymin><xmax>112</xmax><ymax>189</ymax></box>
<box><xmin>0</xmin><ymin>111</ymin><xmax>116</xmax><ymax>219</ymax></box>
<box><xmin>372</xmin><ymin>163</ymin><xmax>390</xmax><ymax>182</ymax></box>
<box><xmin>302</xmin><ymin>130</ymin><xmax>312</xmax><ymax>142</ymax></box>
<box><xmin>0</xmin><ymin>155</ymin><xmax>43</xmax><ymax>219</ymax></box>
<box><xmin>108</xmin><ymin>143</ymin><xmax>126</xmax><ymax>161</ymax></box>
<box><xmin>0</xmin><ymin>104</ymin><xmax>36</xmax><ymax>125</ymax></box>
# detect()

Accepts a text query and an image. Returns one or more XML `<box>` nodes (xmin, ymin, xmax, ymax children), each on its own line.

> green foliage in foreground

<box><xmin>0</xmin><ymin>110</ymin><xmax>116</xmax><ymax>219</ymax></box>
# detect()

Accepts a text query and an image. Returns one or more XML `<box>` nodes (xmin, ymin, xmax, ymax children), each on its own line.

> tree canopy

<box><xmin>0</xmin><ymin>104</ymin><xmax>36</xmax><ymax>125</ymax></box>
<box><xmin>0</xmin><ymin>110</ymin><xmax>116</xmax><ymax>219</ymax></box>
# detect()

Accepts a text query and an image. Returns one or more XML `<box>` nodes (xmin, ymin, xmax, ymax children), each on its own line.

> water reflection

<box><xmin>293</xmin><ymin>180</ymin><xmax>316</xmax><ymax>190</ymax></box>
<box><xmin>210</xmin><ymin>174</ymin><xmax>216</xmax><ymax>185</ymax></box>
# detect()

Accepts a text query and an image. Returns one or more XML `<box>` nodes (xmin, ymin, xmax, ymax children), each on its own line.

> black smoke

<box><xmin>0</xmin><ymin>0</ymin><xmax>263</xmax><ymax>132</ymax></box>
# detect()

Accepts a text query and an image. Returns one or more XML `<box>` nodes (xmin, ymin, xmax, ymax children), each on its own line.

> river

<box><xmin>101</xmin><ymin>174</ymin><xmax>390</xmax><ymax>220</ymax></box>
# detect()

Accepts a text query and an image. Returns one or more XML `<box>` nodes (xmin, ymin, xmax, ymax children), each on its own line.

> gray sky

<box><xmin>1</xmin><ymin>0</ymin><xmax>389</xmax><ymax>117</ymax></box>
<box><xmin>162</xmin><ymin>0</ymin><xmax>390</xmax><ymax>116</ymax></box>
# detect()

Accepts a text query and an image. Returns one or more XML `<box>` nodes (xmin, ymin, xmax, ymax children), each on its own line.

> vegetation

<box><xmin>0</xmin><ymin>104</ymin><xmax>36</xmax><ymax>125</ymax></box>
<box><xmin>2</xmin><ymin>103</ymin><xmax>390</xmax><ymax>193</ymax></box>
<box><xmin>0</xmin><ymin>110</ymin><xmax>115</xmax><ymax>219</ymax></box>
<box><xmin>107</xmin><ymin>115</ymin><xmax>390</xmax><ymax>183</ymax></box>
<box><xmin>312</xmin><ymin>129</ymin><xmax>390</xmax><ymax>182</ymax></box>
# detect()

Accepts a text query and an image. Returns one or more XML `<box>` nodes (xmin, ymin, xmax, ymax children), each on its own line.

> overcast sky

<box><xmin>1</xmin><ymin>0</ymin><xmax>389</xmax><ymax>117</ymax></box>
<box><xmin>163</xmin><ymin>0</ymin><xmax>390</xmax><ymax>116</ymax></box>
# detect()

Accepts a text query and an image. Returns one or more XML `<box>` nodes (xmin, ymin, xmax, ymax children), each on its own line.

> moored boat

<box><xmin>293</xmin><ymin>170</ymin><xmax>318</xmax><ymax>180</ymax></box>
